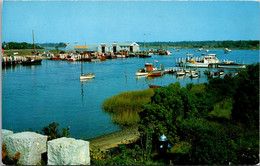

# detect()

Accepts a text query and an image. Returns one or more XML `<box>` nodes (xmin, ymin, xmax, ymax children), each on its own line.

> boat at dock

<box><xmin>218</xmin><ymin>61</ymin><xmax>246</xmax><ymax>69</ymax></box>
<box><xmin>184</xmin><ymin>54</ymin><xmax>219</xmax><ymax>68</ymax></box>
<box><xmin>147</xmin><ymin>71</ymin><xmax>163</xmax><ymax>76</ymax></box>
<box><xmin>22</xmin><ymin>30</ymin><xmax>42</xmax><ymax>65</ymax></box>
<box><xmin>22</xmin><ymin>57</ymin><xmax>42</xmax><ymax>65</ymax></box>
<box><xmin>190</xmin><ymin>72</ymin><xmax>199</xmax><ymax>78</ymax></box>
<box><xmin>176</xmin><ymin>68</ymin><xmax>185</xmax><ymax>76</ymax></box>
<box><xmin>135</xmin><ymin>68</ymin><xmax>148</xmax><ymax>76</ymax></box>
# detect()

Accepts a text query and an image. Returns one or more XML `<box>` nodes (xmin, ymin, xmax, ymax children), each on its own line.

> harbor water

<box><xmin>2</xmin><ymin>49</ymin><xmax>259</xmax><ymax>139</ymax></box>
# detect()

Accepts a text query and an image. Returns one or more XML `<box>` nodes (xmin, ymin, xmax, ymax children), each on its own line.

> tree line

<box><xmin>2</xmin><ymin>42</ymin><xmax>44</xmax><ymax>50</ymax></box>
<box><xmin>2</xmin><ymin>42</ymin><xmax>67</xmax><ymax>50</ymax></box>
<box><xmin>137</xmin><ymin>40</ymin><xmax>259</xmax><ymax>49</ymax></box>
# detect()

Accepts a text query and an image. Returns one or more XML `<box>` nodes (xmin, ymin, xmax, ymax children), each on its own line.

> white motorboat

<box><xmin>190</xmin><ymin>72</ymin><xmax>199</xmax><ymax>78</ymax></box>
<box><xmin>218</xmin><ymin>61</ymin><xmax>246</xmax><ymax>69</ymax></box>
<box><xmin>176</xmin><ymin>68</ymin><xmax>185</xmax><ymax>76</ymax></box>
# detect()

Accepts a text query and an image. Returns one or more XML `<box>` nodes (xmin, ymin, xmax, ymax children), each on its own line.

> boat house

<box><xmin>65</xmin><ymin>42</ymin><xmax>139</xmax><ymax>53</ymax></box>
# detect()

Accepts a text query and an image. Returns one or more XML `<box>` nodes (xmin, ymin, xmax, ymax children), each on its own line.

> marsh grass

<box><xmin>208</xmin><ymin>98</ymin><xmax>233</xmax><ymax>120</ymax></box>
<box><xmin>103</xmin><ymin>89</ymin><xmax>154</xmax><ymax>125</ymax></box>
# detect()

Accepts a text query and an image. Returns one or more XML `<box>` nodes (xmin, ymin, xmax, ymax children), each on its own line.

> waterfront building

<box><xmin>65</xmin><ymin>42</ymin><xmax>139</xmax><ymax>53</ymax></box>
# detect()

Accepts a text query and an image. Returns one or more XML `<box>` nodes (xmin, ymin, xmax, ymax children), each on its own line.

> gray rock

<box><xmin>2</xmin><ymin>129</ymin><xmax>13</xmax><ymax>144</ymax></box>
<box><xmin>47</xmin><ymin>137</ymin><xmax>90</xmax><ymax>165</ymax></box>
<box><xmin>5</xmin><ymin>132</ymin><xmax>47</xmax><ymax>165</ymax></box>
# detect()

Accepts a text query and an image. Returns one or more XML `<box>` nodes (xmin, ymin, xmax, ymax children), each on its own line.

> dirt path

<box><xmin>87</xmin><ymin>125</ymin><xmax>140</xmax><ymax>151</ymax></box>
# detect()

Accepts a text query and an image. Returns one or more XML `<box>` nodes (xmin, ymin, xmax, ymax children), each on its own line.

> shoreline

<box><xmin>87</xmin><ymin>125</ymin><xmax>140</xmax><ymax>151</ymax></box>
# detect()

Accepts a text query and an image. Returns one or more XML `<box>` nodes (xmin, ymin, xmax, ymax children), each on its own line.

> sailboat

<box><xmin>80</xmin><ymin>61</ymin><xmax>95</xmax><ymax>80</ymax></box>
<box><xmin>22</xmin><ymin>30</ymin><xmax>42</xmax><ymax>65</ymax></box>
<box><xmin>138</xmin><ymin>34</ymin><xmax>151</xmax><ymax>58</ymax></box>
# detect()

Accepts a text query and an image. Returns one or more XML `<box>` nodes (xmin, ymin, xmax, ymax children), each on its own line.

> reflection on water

<box><xmin>2</xmin><ymin>49</ymin><xmax>259</xmax><ymax>139</ymax></box>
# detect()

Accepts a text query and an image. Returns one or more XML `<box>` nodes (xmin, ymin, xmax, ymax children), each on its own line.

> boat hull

<box><xmin>185</xmin><ymin>63</ymin><xmax>209</xmax><ymax>68</ymax></box>
<box><xmin>148</xmin><ymin>72</ymin><xmax>163</xmax><ymax>76</ymax></box>
<box><xmin>135</xmin><ymin>72</ymin><xmax>148</xmax><ymax>76</ymax></box>
<box><xmin>218</xmin><ymin>64</ymin><xmax>246</xmax><ymax>69</ymax></box>
<box><xmin>80</xmin><ymin>75</ymin><xmax>95</xmax><ymax>80</ymax></box>
<box><xmin>22</xmin><ymin>59</ymin><xmax>42</xmax><ymax>65</ymax></box>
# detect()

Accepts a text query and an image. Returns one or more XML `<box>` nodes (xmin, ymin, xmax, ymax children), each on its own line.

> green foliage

<box><xmin>103</xmin><ymin>89</ymin><xmax>154</xmax><ymax>125</ymax></box>
<box><xmin>169</xmin><ymin>141</ymin><xmax>191</xmax><ymax>154</ymax></box>
<box><xmin>206</xmin><ymin>76</ymin><xmax>238</xmax><ymax>103</ymax></box>
<box><xmin>90</xmin><ymin>144</ymin><xmax>164</xmax><ymax>165</ymax></box>
<box><xmin>42</xmin><ymin>122</ymin><xmax>70</xmax><ymax>140</ymax></box>
<box><xmin>2</xmin><ymin>42</ymin><xmax>43</xmax><ymax>50</ymax></box>
<box><xmin>189</xmin><ymin>127</ymin><xmax>236</xmax><ymax>165</ymax></box>
<box><xmin>138</xmin><ymin>64</ymin><xmax>259</xmax><ymax>165</ymax></box>
<box><xmin>208</xmin><ymin>98</ymin><xmax>233</xmax><ymax>120</ymax></box>
<box><xmin>140</xmin><ymin>83</ymin><xmax>213</xmax><ymax>145</ymax></box>
<box><xmin>232</xmin><ymin>63</ymin><xmax>259</xmax><ymax>128</ymax></box>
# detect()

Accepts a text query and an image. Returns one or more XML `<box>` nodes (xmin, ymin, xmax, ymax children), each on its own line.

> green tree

<box><xmin>232</xmin><ymin>63</ymin><xmax>259</xmax><ymax>128</ymax></box>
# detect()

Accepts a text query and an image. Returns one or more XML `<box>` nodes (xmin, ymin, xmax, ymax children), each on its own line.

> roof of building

<box><xmin>65</xmin><ymin>42</ymin><xmax>139</xmax><ymax>52</ymax></box>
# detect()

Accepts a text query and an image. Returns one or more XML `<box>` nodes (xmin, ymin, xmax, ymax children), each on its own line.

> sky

<box><xmin>2</xmin><ymin>1</ymin><xmax>260</xmax><ymax>44</ymax></box>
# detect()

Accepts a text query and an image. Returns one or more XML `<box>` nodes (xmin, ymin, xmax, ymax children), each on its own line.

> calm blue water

<box><xmin>2</xmin><ymin>49</ymin><xmax>259</xmax><ymax>139</ymax></box>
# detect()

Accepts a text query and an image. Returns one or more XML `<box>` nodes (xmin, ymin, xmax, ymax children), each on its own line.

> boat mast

<box><xmin>144</xmin><ymin>33</ymin><xmax>146</xmax><ymax>54</ymax></box>
<box><xmin>32</xmin><ymin>30</ymin><xmax>35</xmax><ymax>56</ymax></box>
<box><xmin>81</xmin><ymin>61</ymin><xmax>83</xmax><ymax>75</ymax></box>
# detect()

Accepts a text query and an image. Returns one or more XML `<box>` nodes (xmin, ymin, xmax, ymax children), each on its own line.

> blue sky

<box><xmin>2</xmin><ymin>1</ymin><xmax>259</xmax><ymax>43</ymax></box>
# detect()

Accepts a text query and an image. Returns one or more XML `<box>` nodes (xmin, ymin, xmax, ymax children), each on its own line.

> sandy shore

<box><xmin>87</xmin><ymin>125</ymin><xmax>140</xmax><ymax>151</ymax></box>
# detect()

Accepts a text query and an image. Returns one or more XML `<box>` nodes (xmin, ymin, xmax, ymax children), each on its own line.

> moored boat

<box><xmin>211</xmin><ymin>72</ymin><xmax>219</xmax><ymax>78</ymax></box>
<box><xmin>176</xmin><ymin>68</ymin><xmax>185</xmax><ymax>76</ymax></box>
<box><xmin>135</xmin><ymin>68</ymin><xmax>148</xmax><ymax>76</ymax></box>
<box><xmin>190</xmin><ymin>72</ymin><xmax>199</xmax><ymax>78</ymax></box>
<box><xmin>184</xmin><ymin>54</ymin><xmax>219</xmax><ymax>68</ymax></box>
<box><xmin>148</xmin><ymin>84</ymin><xmax>161</xmax><ymax>88</ymax></box>
<box><xmin>218</xmin><ymin>61</ymin><xmax>246</xmax><ymax>69</ymax></box>
<box><xmin>80</xmin><ymin>73</ymin><xmax>95</xmax><ymax>80</ymax></box>
<box><xmin>148</xmin><ymin>71</ymin><xmax>163</xmax><ymax>76</ymax></box>
<box><xmin>22</xmin><ymin>57</ymin><xmax>42</xmax><ymax>65</ymax></box>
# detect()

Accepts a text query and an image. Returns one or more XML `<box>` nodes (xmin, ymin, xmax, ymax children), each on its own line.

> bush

<box><xmin>42</xmin><ymin>122</ymin><xmax>70</xmax><ymax>140</ymax></box>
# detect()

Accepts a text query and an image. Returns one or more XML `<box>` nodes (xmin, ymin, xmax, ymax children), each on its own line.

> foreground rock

<box><xmin>47</xmin><ymin>137</ymin><xmax>90</xmax><ymax>165</ymax></box>
<box><xmin>5</xmin><ymin>132</ymin><xmax>47</xmax><ymax>165</ymax></box>
<box><xmin>2</xmin><ymin>129</ymin><xmax>13</xmax><ymax>144</ymax></box>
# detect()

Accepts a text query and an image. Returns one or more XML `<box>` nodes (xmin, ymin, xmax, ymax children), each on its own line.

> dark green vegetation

<box><xmin>2</xmin><ymin>42</ymin><xmax>67</xmax><ymax>49</ymax></box>
<box><xmin>102</xmin><ymin>63</ymin><xmax>259</xmax><ymax>165</ymax></box>
<box><xmin>2</xmin><ymin>42</ymin><xmax>43</xmax><ymax>50</ymax></box>
<box><xmin>137</xmin><ymin>40</ymin><xmax>259</xmax><ymax>49</ymax></box>
<box><xmin>103</xmin><ymin>89</ymin><xmax>154</xmax><ymax>125</ymax></box>
<box><xmin>42</xmin><ymin>122</ymin><xmax>70</xmax><ymax>141</ymax></box>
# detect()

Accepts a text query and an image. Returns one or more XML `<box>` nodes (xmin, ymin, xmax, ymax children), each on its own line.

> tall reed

<box><xmin>103</xmin><ymin>89</ymin><xmax>154</xmax><ymax>125</ymax></box>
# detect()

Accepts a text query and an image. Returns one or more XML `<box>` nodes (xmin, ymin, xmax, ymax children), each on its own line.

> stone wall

<box><xmin>1</xmin><ymin>129</ymin><xmax>90</xmax><ymax>165</ymax></box>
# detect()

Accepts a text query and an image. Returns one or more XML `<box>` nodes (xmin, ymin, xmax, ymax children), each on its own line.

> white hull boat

<box><xmin>80</xmin><ymin>73</ymin><xmax>95</xmax><ymax>80</ymax></box>
<box><xmin>218</xmin><ymin>64</ymin><xmax>246</xmax><ymax>69</ymax></box>
<box><xmin>184</xmin><ymin>54</ymin><xmax>219</xmax><ymax>68</ymax></box>
<box><xmin>135</xmin><ymin>72</ymin><xmax>148</xmax><ymax>76</ymax></box>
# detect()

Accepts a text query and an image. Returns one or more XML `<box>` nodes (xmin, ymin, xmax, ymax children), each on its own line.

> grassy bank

<box><xmin>102</xmin><ymin>89</ymin><xmax>154</xmax><ymax>125</ymax></box>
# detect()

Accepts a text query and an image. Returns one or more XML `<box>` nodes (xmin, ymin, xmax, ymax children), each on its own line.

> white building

<box><xmin>65</xmin><ymin>42</ymin><xmax>139</xmax><ymax>53</ymax></box>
